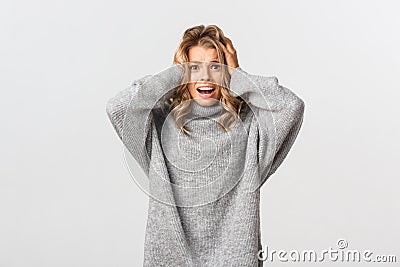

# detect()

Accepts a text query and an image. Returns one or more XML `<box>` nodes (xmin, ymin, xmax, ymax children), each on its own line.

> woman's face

<box><xmin>187</xmin><ymin>45</ymin><xmax>223</xmax><ymax>106</ymax></box>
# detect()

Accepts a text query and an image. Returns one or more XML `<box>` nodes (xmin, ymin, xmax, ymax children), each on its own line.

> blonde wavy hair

<box><xmin>165</xmin><ymin>24</ymin><xmax>247</xmax><ymax>136</ymax></box>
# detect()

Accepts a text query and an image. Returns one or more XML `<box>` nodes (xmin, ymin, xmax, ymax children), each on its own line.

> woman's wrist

<box><xmin>228</xmin><ymin>65</ymin><xmax>239</xmax><ymax>76</ymax></box>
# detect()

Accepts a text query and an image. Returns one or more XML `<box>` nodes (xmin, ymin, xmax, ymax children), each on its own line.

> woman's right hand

<box><xmin>219</xmin><ymin>37</ymin><xmax>239</xmax><ymax>75</ymax></box>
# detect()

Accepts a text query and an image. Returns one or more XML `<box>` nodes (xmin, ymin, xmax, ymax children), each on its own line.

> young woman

<box><xmin>106</xmin><ymin>24</ymin><xmax>305</xmax><ymax>267</ymax></box>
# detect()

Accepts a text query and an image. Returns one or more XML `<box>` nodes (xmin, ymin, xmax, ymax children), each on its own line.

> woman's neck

<box><xmin>189</xmin><ymin>99</ymin><xmax>224</xmax><ymax>117</ymax></box>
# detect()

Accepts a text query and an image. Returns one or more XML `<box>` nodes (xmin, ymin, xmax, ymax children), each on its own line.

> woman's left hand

<box><xmin>219</xmin><ymin>37</ymin><xmax>239</xmax><ymax>75</ymax></box>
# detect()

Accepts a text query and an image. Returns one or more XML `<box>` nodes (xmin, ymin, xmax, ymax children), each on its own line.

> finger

<box><xmin>219</xmin><ymin>41</ymin><xmax>229</xmax><ymax>54</ymax></box>
<box><xmin>225</xmin><ymin>37</ymin><xmax>233</xmax><ymax>46</ymax></box>
<box><xmin>219</xmin><ymin>39</ymin><xmax>226</xmax><ymax>47</ymax></box>
<box><xmin>219</xmin><ymin>42</ymin><xmax>227</xmax><ymax>51</ymax></box>
<box><xmin>224</xmin><ymin>37</ymin><xmax>236</xmax><ymax>54</ymax></box>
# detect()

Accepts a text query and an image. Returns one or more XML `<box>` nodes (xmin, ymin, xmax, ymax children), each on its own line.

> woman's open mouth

<box><xmin>196</xmin><ymin>85</ymin><xmax>216</xmax><ymax>98</ymax></box>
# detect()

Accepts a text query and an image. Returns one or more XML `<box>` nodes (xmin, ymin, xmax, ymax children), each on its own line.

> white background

<box><xmin>1</xmin><ymin>0</ymin><xmax>399</xmax><ymax>266</ymax></box>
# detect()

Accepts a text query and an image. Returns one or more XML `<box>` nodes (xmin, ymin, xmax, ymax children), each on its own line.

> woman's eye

<box><xmin>190</xmin><ymin>65</ymin><xmax>198</xmax><ymax>70</ymax></box>
<box><xmin>211</xmin><ymin>64</ymin><xmax>221</xmax><ymax>70</ymax></box>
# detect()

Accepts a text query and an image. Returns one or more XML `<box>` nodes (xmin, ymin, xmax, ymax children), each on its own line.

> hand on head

<box><xmin>219</xmin><ymin>37</ymin><xmax>239</xmax><ymax>75</ymax></box>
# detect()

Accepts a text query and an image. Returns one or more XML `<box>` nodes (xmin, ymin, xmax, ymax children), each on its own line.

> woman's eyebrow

<box><xmin>189</xmin><ymin>60</ymin><xmax>220</xmax><ymax>63</ymax></box>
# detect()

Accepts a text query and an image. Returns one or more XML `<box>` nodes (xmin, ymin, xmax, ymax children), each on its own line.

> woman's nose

<box><xmin>199</xmin><ymin>64</ymin><xmax>211</xmax><ymax>81</ymax></box>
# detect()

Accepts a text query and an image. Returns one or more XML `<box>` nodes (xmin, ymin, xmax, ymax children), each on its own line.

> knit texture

<box><xmin>106</xmin><ymin>64</ymin><xmax>305</xmax><ymax>266</ymax></box>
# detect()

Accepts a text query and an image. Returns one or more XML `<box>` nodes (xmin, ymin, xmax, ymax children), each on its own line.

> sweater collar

<box><xmin>189</xmin><ymin>99</ymin><xmax>224</xmax><ymax>117</ymax></box>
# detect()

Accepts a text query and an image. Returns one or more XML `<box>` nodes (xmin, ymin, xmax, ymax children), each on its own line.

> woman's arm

<box><xmin>230</xmin><ymin>67</ymin><xmax>305</xmax><ymax>188</ymax></box>
<box><xmin>105</xmin><ymin>64</ymin><xmax>183</xmax><ymax>176</ymax></box>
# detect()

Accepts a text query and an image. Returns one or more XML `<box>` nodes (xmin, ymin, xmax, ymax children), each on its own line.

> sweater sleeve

<box><xmin>229</xmin><ymin>67</ymin><xmax>305</xmax><ymax>189</ymax></box>
<box><xmin>105</xmin><ymin>64</ymin><xmax>183</xmax><ymax>177</ymax></box>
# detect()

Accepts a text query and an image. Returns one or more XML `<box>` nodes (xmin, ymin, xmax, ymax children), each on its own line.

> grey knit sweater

<box><xmin>106</xmin><ymin>64</ymin><xmax>305</xmax><ymax>266</ymax></box>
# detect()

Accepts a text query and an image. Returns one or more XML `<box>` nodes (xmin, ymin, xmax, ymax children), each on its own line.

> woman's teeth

<box><xmin>196</xmin><ymin>87</ymin><xmax>215</xmax><ymax>94</ymax></box>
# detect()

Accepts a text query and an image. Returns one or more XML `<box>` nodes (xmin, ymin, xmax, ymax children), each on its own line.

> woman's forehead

<box><xmin>188</xmin><ymin>46</ymin><xmax>219</xmax><ymax>62</ymax></box>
